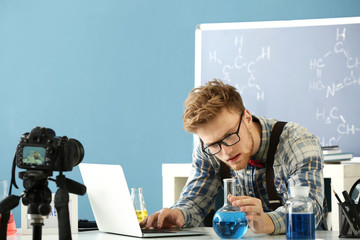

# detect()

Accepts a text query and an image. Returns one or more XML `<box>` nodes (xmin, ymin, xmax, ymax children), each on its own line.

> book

<box><xmin>321</xmin><ymin>145</ymin><xmax>342</xmax><ymax>154</ymax></box>
<box><xmin>321</xmin><ymin>145</ymin><xmax>339</xmax><ymax>150</ymax></box>
<box><xmin>341</xmin><ymin>157</ymin><xmax>360</xmax><ymax>164</ymax></box>
<box><xmin>323</xmin><ymin>148</ymin><xmax>342</xmax><ymax>155</ymax></box>
<box><xmin>324</xmin><ymin>152</ymin><xmax>353</xmax><ymax>162</ymax></box>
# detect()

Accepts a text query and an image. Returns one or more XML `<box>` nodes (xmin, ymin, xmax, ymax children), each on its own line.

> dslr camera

<box><xmin>16</xmin><ymin>127</ymin><xmax>84</xmax><ymax>172</ymax></box>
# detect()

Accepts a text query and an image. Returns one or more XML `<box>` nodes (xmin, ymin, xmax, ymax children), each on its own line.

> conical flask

<box><xmin>131</xmin><ymin>187</ymin><xmax>148</xmax><ymax>223</ymax></box>
<box><xmin>213</xmin><ymin>178</ymin><xmax>248</xmax><ymax>239</ymax></box>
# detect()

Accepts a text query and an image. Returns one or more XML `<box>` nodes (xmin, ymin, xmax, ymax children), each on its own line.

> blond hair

<box><xmin>183</xmin><ymin>80</ymin><xmax>245</xmax><ymax>133</ymax></box>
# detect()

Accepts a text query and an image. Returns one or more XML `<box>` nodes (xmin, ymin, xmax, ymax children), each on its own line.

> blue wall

<box><xmin>1</xmin><ymin>0</ymin><xmax>359</xmax><ymax>228</ymax></box>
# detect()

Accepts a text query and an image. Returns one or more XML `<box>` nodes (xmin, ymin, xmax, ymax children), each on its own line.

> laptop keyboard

<box><xmin>141</xmin><ymin>228</ymin><xmax>179</xmax><ymax>233</ymax></box>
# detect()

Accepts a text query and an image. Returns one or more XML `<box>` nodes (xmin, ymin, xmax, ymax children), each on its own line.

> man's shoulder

<box><xmin>282</xmin><ymin>121</ymin><xmax>315</xmax><ymax>140</ymax></box>
<box><xmin>279</xmin><ymin>122</ymin><xmax>322</xmax><ymax>160</ymax></box>
<box><xmin>253</xmin><ymin>115</ymin><xmax>317</xmax><ymax>142</ymax></box>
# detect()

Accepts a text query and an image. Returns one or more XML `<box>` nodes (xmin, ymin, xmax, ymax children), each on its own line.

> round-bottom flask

<box><xmin>213</xmin><ymin>178</ymin><xmax>248</xmax><ymax>239</ymax></box>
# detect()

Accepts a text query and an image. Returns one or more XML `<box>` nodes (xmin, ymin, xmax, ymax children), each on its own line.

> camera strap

<box><xmin>9</xmin><ymin>155</ymin><xmax>19</xmax><ymax>194</ymax></box>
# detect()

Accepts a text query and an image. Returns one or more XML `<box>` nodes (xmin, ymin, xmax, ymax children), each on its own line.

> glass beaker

<box><xmin>213</xmin><ymin>178</ymin><xmax>248</xmax><ymax>239</ymax></box>
<box><xmin>0</xmin><ymin>180</ymin><xmax>17</xmax><ymax>235</ymax></box>
<box><xmin>131</xmin><ymin>187</ymin><xmax>148</xmax><ymax>223</ymax></box>
<box><xmin>285</xmin><ymin>186</ymin><xmax>315</xmax><ymax>239</ymax></box>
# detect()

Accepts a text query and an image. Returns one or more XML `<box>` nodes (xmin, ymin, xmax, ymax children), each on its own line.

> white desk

<box><xmin>162</xmin><ymin>163</ymin><xmax>360</xmax><ymax>232</ymax></box>
<box><xmin>10</xmin><ymin>228</ymin><xmax>345</xmax><ymax>240</ymax></box>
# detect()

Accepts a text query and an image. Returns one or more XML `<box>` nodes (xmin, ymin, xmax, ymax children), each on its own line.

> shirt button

<box><xmin>249</xmin><ymin>191</ymin><xmax>253</xmax><ymax>195</ymax></box>
<box><xmin>246</xmin><ymin>170</ymin><xmax>251</xmax><ymax>175</ymax></box>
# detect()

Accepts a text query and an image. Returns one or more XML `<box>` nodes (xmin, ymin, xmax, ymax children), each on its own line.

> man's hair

<box><xmin>183</xmin><ymin>79</ymin><xmax>245</xmax><ymax>133</ymax></box>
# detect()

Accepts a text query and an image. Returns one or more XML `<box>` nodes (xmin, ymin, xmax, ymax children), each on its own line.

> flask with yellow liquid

<box><xmin>131</xmin><ymin>187</ymin><xmax>148</xmax><ymax>223</ymax></box>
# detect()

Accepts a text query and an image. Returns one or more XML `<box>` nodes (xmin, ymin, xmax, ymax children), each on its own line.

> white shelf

<box><xmin>162</xmin><ymin>164</ymin><xmax>192</xmax><ymax>208</ymax></box>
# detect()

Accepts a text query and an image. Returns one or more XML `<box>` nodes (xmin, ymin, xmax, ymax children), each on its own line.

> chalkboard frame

<box><xmin>195</xmin><ymin>17</ymin><xmax>360</xmax><ymax>156</ymax></box>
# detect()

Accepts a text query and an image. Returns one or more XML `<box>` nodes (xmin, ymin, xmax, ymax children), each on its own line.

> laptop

<box><xmin>79</xmin><ymin>163</ymin><xmax>205</xmax><ymax>238</ymax></box>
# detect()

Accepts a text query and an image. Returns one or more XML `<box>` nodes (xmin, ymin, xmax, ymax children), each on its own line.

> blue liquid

<box><xmin>286</xmin><ymin>213</ymin><xmax>315</xmax><ymax>239</ymax></box>
<box><xmin>213</xmin><ymin>212</ymin><xmax>248</xmax><ymax>239</ymax></box>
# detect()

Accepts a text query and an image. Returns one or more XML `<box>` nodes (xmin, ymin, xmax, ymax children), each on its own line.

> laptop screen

<box><xmin>79</xmin><ymin>163</ymin><xmax>143</xmax><ymax>237</ymax></box>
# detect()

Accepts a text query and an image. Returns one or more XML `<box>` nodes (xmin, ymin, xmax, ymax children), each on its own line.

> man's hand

<box><xmin>140</xmin><ymin>208</ymin><xmax>184</xmax><ymax>229</ymax></box>
<box><xmin>228</xmin><ymin>194</ymin><xmax>275</xmax><ymax>234</ymax></box>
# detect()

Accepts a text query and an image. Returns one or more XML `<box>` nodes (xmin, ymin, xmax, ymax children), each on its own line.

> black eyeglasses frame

<box><xmin>201</xmin><ymin>113</ymin><xmax>244</xmax><ymax>157</ymax></box>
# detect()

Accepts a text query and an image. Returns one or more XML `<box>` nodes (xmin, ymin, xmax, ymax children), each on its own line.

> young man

<box><xmin>141</xmin><ymin>80</ymin><xmax>326</xmax><ymax>234</ymax></box>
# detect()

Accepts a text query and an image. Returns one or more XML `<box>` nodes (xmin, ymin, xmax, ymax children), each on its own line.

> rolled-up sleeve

<box><xmin>171</xmin><ymin>143</ymin><xmax>221</xmax><ymax>227</ymax></box>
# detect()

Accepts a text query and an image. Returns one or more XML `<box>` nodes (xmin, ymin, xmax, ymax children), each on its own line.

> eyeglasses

<box><xmin>201</xmin><ymin>113</ymin><xmax>243</xmax><ymax>156</ymax></box>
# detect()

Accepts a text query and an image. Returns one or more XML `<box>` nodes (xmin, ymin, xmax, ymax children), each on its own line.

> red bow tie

<box><xmin>248</xmin><ymin>159</ymin><xmax>265</xmax><ymax>168</ymax></box>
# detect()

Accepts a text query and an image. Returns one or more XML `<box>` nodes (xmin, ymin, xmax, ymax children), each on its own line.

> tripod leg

<box><xmin>55</xmin><ymin>187</ymin><xmax>72</xmax><ymax>240</ymax></box>
<box><xmin>0</xmin><ymin>212</ymin><xmax>10</xmax><ymax>240</ymax></box>
<box><xmin>32</xmin><ymin>223</ymin><xmax>43</xmax><ymax>240</ymax></box>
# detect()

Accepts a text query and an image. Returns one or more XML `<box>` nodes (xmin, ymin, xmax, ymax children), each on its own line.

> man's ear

<box><xmin>244</xmin><ymin>109</ymin><xmax>252</xmax><ymax>124</ymax></box>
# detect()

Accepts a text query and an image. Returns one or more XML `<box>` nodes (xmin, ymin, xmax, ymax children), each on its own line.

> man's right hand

<box><xmin>140</xmin><ymin>208</ymin><xmax>184</xmax><ymax>229</ymax></box>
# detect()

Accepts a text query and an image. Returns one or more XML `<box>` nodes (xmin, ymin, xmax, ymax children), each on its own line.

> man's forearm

<box><xmin>263</xmin><ymin>213</ymin><xmax>275</xmax><ymax>234</ymax></box>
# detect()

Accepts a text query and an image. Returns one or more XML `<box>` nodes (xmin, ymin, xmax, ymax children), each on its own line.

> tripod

<box><xmin>0</xmin><ymin>171</ymin><xmax>86</xmax><ymax>240</ymax></box>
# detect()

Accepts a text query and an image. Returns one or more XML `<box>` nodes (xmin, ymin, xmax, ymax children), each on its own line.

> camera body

<box><xmin>16</xmin><ymin>127</ymin><xmax>84</xmax><ymax>172</ymax></box>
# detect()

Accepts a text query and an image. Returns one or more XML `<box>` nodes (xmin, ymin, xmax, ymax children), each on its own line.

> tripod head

<box><xmin>19</xmin><ymin>170</ymin><xmax>53</xmax><ymax>240</ymax></box>
<box><xmin>21</xmin><ymin>171</ymin><xmax>52</xmax><ymax>218</ymax></box>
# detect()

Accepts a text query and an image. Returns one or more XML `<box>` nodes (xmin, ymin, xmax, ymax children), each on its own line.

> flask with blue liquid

<box><xmin>213</xmin><ymin>178</ymin><xmax>248</xmax><ymax>239</ymax></box>
<box><xmin>286</xmin><ymin>186</ymin><xmax>315</xmax><ymax>239</ymax></box>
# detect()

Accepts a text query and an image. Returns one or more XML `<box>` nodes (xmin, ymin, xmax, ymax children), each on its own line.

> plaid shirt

<box><xmin>171</xmin><ymin>115</ymin><xmax>326</xmax><ymax>234</ymax></box>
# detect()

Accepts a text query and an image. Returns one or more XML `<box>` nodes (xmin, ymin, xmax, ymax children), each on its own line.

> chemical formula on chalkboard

<box><xmin>309</xmin><ymin>27</ymin><xmax>360</xmax><ymax>98</ymax></box>
<box><xmin>208</xmin><ymin>36</ymin><xmax>269</xmax><ymax>102</ymax></box>
<box><xmin>316</xmin><ymin>106</ymin><xmax>360</xmax><ymax>146</ymax></box>
<box><xmin>308</xmin><ymin>26</ymin><xmax>360</xmax><ymax>146</ymax></box>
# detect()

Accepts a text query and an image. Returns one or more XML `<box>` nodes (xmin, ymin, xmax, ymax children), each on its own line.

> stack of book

<box><xmin>321</xmin><ymin>146</ymin><xmax>353</xmax><ymax>163</ymax></box>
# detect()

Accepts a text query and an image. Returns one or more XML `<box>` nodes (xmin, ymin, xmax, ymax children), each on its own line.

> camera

<box><xmin>16</xmin><ymin>127</ymin><xmax>84</xmax><ymax>172</ymax></box>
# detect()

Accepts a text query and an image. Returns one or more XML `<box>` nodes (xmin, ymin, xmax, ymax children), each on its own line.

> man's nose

<box><xmin>220</xmin><ymin>143</ymin><xmax>233</xmax><ymax>156</ymax></box>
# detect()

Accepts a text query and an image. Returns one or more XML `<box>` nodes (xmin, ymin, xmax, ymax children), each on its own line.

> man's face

<box><xmin>196</xmin><ymin>108</ymin><xmax>254</xmax><ymax>171</ymax></box>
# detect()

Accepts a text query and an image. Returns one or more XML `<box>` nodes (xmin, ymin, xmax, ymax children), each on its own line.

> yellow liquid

<box><xmin>135</xmin><ymin>210</ymin><xmax>148</xmax><ymax>223</ymax></box>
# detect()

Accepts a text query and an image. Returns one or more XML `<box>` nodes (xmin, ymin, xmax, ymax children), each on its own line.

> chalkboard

<box><xmin>195</xmin><ymin>17</ymin><xmax>360</xmax><ymax>156</ymax></box>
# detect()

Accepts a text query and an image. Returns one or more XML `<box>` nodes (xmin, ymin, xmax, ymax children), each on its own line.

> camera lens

<box><xmin>66</xmin><ymin>139</ymin><xmax>84</xmax><ymax>167</ymax></box>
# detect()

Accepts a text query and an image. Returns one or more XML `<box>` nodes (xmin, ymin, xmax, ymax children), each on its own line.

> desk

<box><xmin>9</xmin><ymin>228</ymin><xmax>347</xmax><ymax>240</ymax></box>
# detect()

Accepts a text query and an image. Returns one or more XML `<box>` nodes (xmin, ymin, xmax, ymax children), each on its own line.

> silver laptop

<box><xmin>79</xmin><ymin>163</ymin><xmax>205</xmax><ymax>238</ymax></box>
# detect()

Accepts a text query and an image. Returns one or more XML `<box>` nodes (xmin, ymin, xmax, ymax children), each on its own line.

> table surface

<box><xmin>6</xmin><ymin>228</ymin><xmax>357</xmax><ymax>240</ymax></box>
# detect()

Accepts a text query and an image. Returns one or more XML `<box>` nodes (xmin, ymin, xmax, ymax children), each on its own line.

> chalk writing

<box><xmin>316</xmin><ymin>106</ymin><xmax>360</xmax><ymax>146</ymax></box>
<box><xmin>208</xmin><ymin>36</ymin><xmax>270</xmax><ymax>101</ymax></box>
<box><xmin>309</xmin><ymin>27</ymin><xmax>360</xmax><ymax>97</ymax></box>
